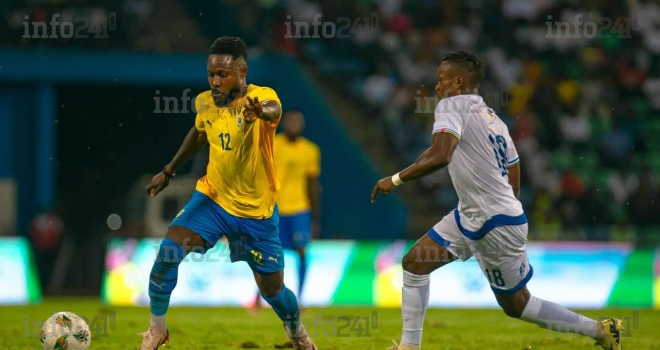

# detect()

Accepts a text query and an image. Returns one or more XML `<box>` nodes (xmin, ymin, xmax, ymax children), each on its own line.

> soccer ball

<box><xmin>40</xmin><ymin>312</ymin><xmax>91</xmax><ymax>350</ymax></box>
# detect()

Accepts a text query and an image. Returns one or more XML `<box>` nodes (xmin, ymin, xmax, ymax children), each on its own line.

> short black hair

<box><xmin>441</xmin><ymin>51</ymin><xmax>484</xmax><ymax>88</ymax></box>
<box><xmin>210</xmin><ymin>36</ymin><xmax>247</xmax><ymax>61</ymax></box>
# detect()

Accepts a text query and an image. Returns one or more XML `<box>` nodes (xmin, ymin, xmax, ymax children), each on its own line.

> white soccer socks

<box><xmin>150</xmin><ymin>314</ymin><xmax>166</xmax><ymax>331</ymax></box>
<box><xmin>520</xmin><ymin>294</ymin><xmax>598</xmax><ymax>337</ymax></box>
<box><xmin>401</xmin><ymin>270</ymin><xmax>430</xmax><ymax>347</ymax></box>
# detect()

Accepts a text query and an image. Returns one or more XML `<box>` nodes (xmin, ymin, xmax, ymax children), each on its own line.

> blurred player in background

<box><xmin>276</xmin><ymin>111</ymin><xmax>321</xmax><ymax>297</ymax></box>
<box><xmin>371</xmin><ymin>51</ymin><xmax>624</xmax><ymax>350</ymax></box>
<box><xmin>140</xmin><ymin>36</ymin><xmax>318</xmax><ymax>350</ymax></box>
<box><xmin>254</xmin><ymin>111</ymin><xmax>321</xmax><ymax>309</ymax></box>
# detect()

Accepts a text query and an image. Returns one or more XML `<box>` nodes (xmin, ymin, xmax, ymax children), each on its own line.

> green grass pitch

<box><xmin>1</xmin><ymin>297</ymin><xmax>658</xmax><ymax>349</ymax></box>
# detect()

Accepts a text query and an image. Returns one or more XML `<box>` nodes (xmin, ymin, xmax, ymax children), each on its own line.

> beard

<box><xmin>213</xmin><ymin>86</ymin><xmax>245</xmax><ymax>106</ymax></box>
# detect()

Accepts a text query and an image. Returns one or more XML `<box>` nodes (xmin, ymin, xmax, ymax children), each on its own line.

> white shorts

<box><xmin>428</xmin><ymin>209</ymin><xmax>533</xmax><ymax>294</ymax></box>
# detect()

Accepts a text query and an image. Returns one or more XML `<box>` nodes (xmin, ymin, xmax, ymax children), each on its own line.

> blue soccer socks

<box><xmin>148</xmin><ymin>238</ymin><xmax>185</xmax><ymax>316</ymax></box>
<box><xmin>262</xmin><ymin>285</ymin><xmax>303</xmax><ymax>336</ymax></box>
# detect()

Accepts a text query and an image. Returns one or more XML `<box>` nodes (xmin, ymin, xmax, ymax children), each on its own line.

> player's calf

<box><xmin>254</xmin><ymin>271</ymin><xmax>318</xmax><ymax>350</ymax></box>
<box><xmin>393</xmin><ymin>234</ymin><xmax>456</xmax><ymax>350</ymax></box>
<box><xmin>142</xmin><ymin>227</ymin><xmax>208</xmax><ymax>349</ymax></box>
<box><xmin>510</xmin><ymin>289</ymin><xmax>601</xmax><ymax>339</ymax></box>
<box><xmin>148</xmin><ymin>237</ymin><xmax>186</xmax><ymax>325</ymax></box>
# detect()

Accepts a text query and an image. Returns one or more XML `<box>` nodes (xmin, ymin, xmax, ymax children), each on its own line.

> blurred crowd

<box><xmin>266</xmin><ymin>0</ymin><xmax>660</xmax><ymax>243</ymax></box>
<box><xmin>0</xmin><ymin>0</ymin><xmax>206</xmax><ymax>51</ymax></box>
<box><xmin>5</xmin><ymin>0</ymin><xmax>659</xmax><ymax>242</ymax></box>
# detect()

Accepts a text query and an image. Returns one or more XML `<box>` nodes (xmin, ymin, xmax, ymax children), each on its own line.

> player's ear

<box><xmin>454</xmin><ymin>75</ymin><xmax>463</xmax><ymax>91</ymax></box>
<box><xmin>240</xmin><ymin>65</ymin><xmax>248</xmax><ymax>82</ymax></box>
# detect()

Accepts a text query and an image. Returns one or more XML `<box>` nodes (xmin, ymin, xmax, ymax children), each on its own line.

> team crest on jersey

<box><xmin>486</xmin><ymin>108</ymin><xmax>496</xmax><ymax>119</ymax></box>
<box><xmin>237</xmin><ymin>115</ymin><xmax>243</xmax><ymax>129</ymax></box>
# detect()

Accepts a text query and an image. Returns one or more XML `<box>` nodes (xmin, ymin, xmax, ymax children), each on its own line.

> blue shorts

<box><xmin>279</xmin><ymin>211</ymin><xmax>312</xmax><ymax>250</ymax></box>
<box><xmin>170</xmin><ymin>190</ymin><xmax>284</xmax><ymax>274</ymax></box>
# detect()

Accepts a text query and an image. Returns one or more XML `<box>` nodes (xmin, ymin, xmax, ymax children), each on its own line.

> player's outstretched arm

<box><xmin>243</xmin><ymin>96</ymin><xmax>281</xmax><ymax>123</ymax></box>
<box><xmin>371</xmin><ymin>132</ymin><xmax>459</xmax><ymax>202</ymax></box>
<box><xmin>146</xmin><ymin>126</ymin><xmax>207</xmax><ymax>197</ymax></box>
<box><xmin>399</xmin><ymin>132</ymin><xmax>459</xmax><ymax>181</ymax></box>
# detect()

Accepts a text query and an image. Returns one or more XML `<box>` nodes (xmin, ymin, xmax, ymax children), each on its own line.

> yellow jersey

<box><xmin>274</xmin><ymin>134</ymin><xmax>321</xmax><ymax>215</ymax></box>
<box><xmin>193</xmin><ymin>84</ymin><xmax>282</xmax><ymax>219</ymax></box>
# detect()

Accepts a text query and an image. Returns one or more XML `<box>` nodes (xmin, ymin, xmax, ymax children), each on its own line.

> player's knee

<box><xmin>165</xmin><ymin>226</ymin><xmax>206</xmax><ymax>254</ymax></box>
<box><xmin>258</xmin><ymin>279</ymin><xmax>283</xmax><ymax>298</ymax></box>
<box><xmin>497</xmin><ymin>294</ymin><xmax>528</xmax><ymax>319</ymax></box>
<box><xmin>154</xmin><ymin>238</ymin><xmax>185</xmax><ymax>266</ymax></box>
<box><xmin>501</xmin><ymin>304</ymin><xmax>524</xmax><ymax>319</ymax></box>
<box><xmin>401</xmin><ymin>252</ymin><xmax>424</xmax><ymax>274</ymax></box>
<box><xmin>500</xmin><ymin>287</ymin><xmax>531</xmax><ymax>319</ymax></box>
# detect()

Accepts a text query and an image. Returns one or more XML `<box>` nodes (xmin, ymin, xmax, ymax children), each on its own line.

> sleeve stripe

<box><xmin>432</xmin><ymin>128</ymin><xmax>461</xmax><ymax>139</ymax></box>
<box><xmin>507</xmin><ymin>157</ymin><xmax>520</xmax><ymax>166</ymax></box>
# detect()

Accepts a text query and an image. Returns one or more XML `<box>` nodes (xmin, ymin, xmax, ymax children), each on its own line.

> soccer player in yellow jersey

<box><xmin>275</xmin><ymin>111</ymin><xmax>320</xmax><ymax>298</ymax></box>
<box><xmin>139</xmin><ymin>37</ymin><xmax>318</xmax><ymax>350</ymax></box>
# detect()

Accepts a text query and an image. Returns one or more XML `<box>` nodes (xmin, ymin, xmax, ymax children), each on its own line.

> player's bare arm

<box><xmin>146</xmin><ymin>126</ymin><xmax>208</xmax><ymax>197</ymax></box>
<box><xmin>507</xmin><ymin>162</ymin><xmax>521</xmax><ymax>199</ymax></box>
<box><xmin>243</xmin><ymin>96</ymin><xmax>280</xmax><ymax>123</ymax></box>
<box><xmin>371</xmin><ymin>132</ymin><xmax>459</xmax><ymax>202</ymax></box>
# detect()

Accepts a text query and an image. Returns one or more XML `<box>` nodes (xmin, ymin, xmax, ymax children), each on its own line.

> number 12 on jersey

<box><xmin>219</xmin><ymin>133</ymin><xmax>232</xmax><ymax>150</ymax></box>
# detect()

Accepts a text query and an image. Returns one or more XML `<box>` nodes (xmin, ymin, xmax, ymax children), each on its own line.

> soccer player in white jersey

<box><xmin>371</xmin><ymin>51</ymin><xmax>624</xmax><ymax>350</ymax></box>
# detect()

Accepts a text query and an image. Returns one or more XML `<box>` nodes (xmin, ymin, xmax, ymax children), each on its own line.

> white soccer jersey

<box><xmin>432</xmin><ymin>94</ymin><xmax>524</xmax><ymax>235</ymax></box>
